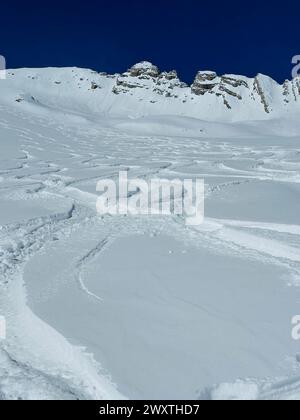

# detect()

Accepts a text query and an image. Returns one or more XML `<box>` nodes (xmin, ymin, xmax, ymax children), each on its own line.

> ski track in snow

<box><xmin>75</xmin><ymin>238</ymin><xmax>111</xmax><ymax>302</ymax></box>
<box><xmin>1</xmin><ymin>101</ymin><xmax>300</xmax><ymax>399</ymax></box>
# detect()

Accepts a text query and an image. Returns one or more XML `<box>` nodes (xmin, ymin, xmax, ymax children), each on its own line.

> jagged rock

<box><xmin>112</xmin><ymin>62</ymin><xmax>186</xmax><ymax>97</ymax></box>
<box><xmin>128</xmin><ymin>62</ymin><xmax>160</xmax><ymax>78</ymax></box>
<box><xmin>116</xmin><ymin>79</ymin><xmax>141</xmax><ymax>89</ymax></box>
<box><xmin>223</xmin><ymin>97</ymin><xmax>232</xmax><ymax>109</ymax></box>
<box><xmin>283</xmin><ymin>80</ymin><xmax>290</xmax><ymax>103</ymax></box>
<box><xmin>191</xmin><ymin>71</ymin><xmax>218</xmax><ymax>95</ymax></box>
<box><xmin>91</xmin><ymin>82</ymin><xmax>99</xmax><ymax>90</ymax></box>
<box><xmin>282</xmin><ymin>78</ymin><xmax>300</xmax><ymax>103</ymax></box>
<box><xmin>219</xmin><ymin>84</ymin><xmax>242</xmax><ymax>100</ymax></box>
<box><xmin>112</xmin><ymin>86</ymin><xmax>120</xmax><ymax>95</ymax></box>
<box><xmin>160</xmin><ymin>70</ymin><xmax>178</xmax><ymax>80</ymax></box>
<box><xmin>253</xmin><ymin>76</ymin><xmax>270</xmax><ymax>113</ymax></box>
<box><xmin>110</xmin><ymin>62</ymin><xmax>299</xmax><ymax>114</ymax></box>
<box><xmin>191</xmin><ymin>72</ymin><xmax>247</xmax><ymax>100</ymax></box>
<box><xmin>221</xmin><ymin>76</ymin><xmax>249</xmax><ymax>89</ymax></box>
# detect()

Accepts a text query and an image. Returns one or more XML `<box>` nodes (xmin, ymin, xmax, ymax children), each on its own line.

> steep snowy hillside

<box><xmin>1</xmin><ymin>64</ymin><xmax>300</xmax><ymax>400</ymax></box>
<box><xmin>1</xmin><ymin>61</ymin><xmax>300</xmax><ymax>123</ymax></box>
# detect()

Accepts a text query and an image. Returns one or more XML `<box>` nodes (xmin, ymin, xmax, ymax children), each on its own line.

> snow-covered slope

<box><xmin>1</xmin><ymin>61</ymin><xmax>300</xmax><ymax>123</ymax></box>
<box><xmin>1</xmin><ymin>63</ymin><xmax>300</xmax><ymax>401</ymax></box>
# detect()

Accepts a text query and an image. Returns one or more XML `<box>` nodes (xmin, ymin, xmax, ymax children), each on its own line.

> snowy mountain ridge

<box><xmin>1</xmin><ymin>61</ymin><xmax>300</xmax><ymax>123</ymax></box>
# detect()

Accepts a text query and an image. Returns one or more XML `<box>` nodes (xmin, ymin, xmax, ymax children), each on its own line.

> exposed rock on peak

<box><xmin>113</xmin><ymin>62</ymin><xmax>186</xmax><ymax>97</ymax></box>
<box><xmin>282</xmin><ymin>78</ymin><xmax>300</xmax><ymax>103</ymax></box>
<box><xmin>196</xmin><ymin>71</ymin><xmax>218</xmax><ymax>81</ymax></box>
<box><xmin>160</xmin><ymin>70</ymin><xmax>178</xmax><ymax>81</ymax></box>
<box><xmin>221</xmin><ymin>75</ymin><xmax>249</xmax><ymax>89</ymax></box>
<box><xmin>191</xmin><ymin>72</ymin><xmax>248</xmax><ymax>109</ymax></box>
<box><xmin>191</xmin><ymin>71</ymin><xmax>218</xmax><ymax>95</ymax></box>
<box><xmin>128</xmin><ymin>62</ymin><xmax>160</xmax><ymax>78</ymax></box>
<box><xmin>108</xmin><ymin>63</ymin><xmax>300</xmax><ymax>114</ymax></box>
<box><xmin>253</xmin><ymin>75</ymin><xmax>271</xmax><ymax>113</ymax></box>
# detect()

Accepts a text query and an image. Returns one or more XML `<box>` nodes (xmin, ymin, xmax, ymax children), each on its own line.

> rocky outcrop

<box><xmin>91</xmin><ymin>82</ymin><xmax>99</xmax><ymax>90</ymax></box>
<box><xmin>109</xmin><ymin>62</ymin><xmax>300</xmax><ymax>114</ymax></box>
<box><xmin>221</xmin><ymin>76</ymin><xmax>249</xmax><ymax>89</ymax></box>
<box><xmin>283</xmin><ymin>80</ymin><xmax>290</xmax><ymax>103</ymax></box>
<box><xmin>112</xmin><ymin>62</ymin><xmax>187</xmax><ymax>97</ymax></box>
<box><xmin>253</xmin><ymin>76</ymin><xmax>270</xmax><ymax>113</ymax></box>
<box><xmin>282</xmin><ymin>78</ymin><xmax>300</xmax><ymax>103</ymax></box>
<box><xmin>191</xmin><ymin>72</ymin><xmax>248</xmax><ymax>109</ymax></box>
<box><xmin>191</xmin><ymin>72</ymin><xmax>248</xmax><ymax>99</ymax></box>
<box><xmin>128</xmin><ymin>61</ymin><xmax>160</xmax><ymax>78</ymax></box>
<box><xmin>191</xmin><ymin>71</ymin><xmax>218</xmax><ymax>95</ymax></box>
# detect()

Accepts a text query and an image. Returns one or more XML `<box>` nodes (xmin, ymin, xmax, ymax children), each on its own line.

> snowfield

<box><xmin>1</xmin><ymin>64</ymin><xmax>300</xmax><ymax>400</ymax></box>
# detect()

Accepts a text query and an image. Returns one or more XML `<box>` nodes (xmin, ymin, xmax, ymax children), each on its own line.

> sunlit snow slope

<box><xmin>1</xmin><ymin>64</ymin><xmax>300</xmax><ymax>400</ymax></box>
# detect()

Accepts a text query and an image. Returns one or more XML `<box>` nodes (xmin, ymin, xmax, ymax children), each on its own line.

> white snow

<box><xmin>1</xmin><ymin>65</ymin><xmax>300</xmax><ymax>400</ymax></box>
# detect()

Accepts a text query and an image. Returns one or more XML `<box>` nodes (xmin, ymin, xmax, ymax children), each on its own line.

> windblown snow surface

<box><xmin>1</xmin><ymin>66</ymin><xmax>300</xmax><ymax>400</ymax></box>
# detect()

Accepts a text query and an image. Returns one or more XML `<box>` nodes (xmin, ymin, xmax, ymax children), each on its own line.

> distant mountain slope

<box><xmin>1</xmin><ymin>61</ymin><xmax>300</xmax><ymax>123</ymax></box>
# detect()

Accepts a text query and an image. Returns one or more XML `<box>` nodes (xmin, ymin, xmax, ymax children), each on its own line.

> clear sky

<box><xmin>0</xmin><ymin>0</ymin><xmax>299</xmax><ymax>84</ymax></box>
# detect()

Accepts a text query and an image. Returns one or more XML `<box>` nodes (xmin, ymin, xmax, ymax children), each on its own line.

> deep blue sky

<box><xmin>1</xmin><ymin>0</ymin><xmax>299</xmax><ymax>84</ymax></box>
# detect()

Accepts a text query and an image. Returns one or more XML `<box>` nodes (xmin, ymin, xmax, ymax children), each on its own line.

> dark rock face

<box><xmin>191</xmin><ymin>72</ymin><xmax>218</xmax><ymax>95</ymax></box>
<box><xmin>295</xmin><ymin>79</ymin><xmax>300</xmax><ymax>95</ymax></box>
<box><xmin>191</xmin><ymin>72</ymin><xmax>248</xmax><ymax>98</ymax></box>
<box><xmin>195</xmin><ymin>71</ymin><xmax>218</xmax><ymax>82</ymax></box>
<box><xmin>191</xmin><ymin>71</ymin><xmax>254</xmax><ymax>110</ymax></box>
<box><xmin>253</xmin><ymin>76</ymin><xmax>270</xmax><ymax>113</ymax></box>
<box><xmin>283</xmin><ymin>78</ymin><xmax>300</xmax><ymax>103</ymax></box>
<box><xmin>91</xmin><ymin>82</ymin><xmax>99</xmax><ymax>90</ymax></box>
<box><xmin>112</xmin><ymin>62</ymin><xmax>187</xmax><ymax>98</ymax></box>
<box><xmin>160</xmin><ymin>70</ymin><xmax>178</xmax><ymax>81</ymax></box>
<box><xmin>283</xmin><ymin>80</ymin><xmax>290</xmax><ymax>103</ymax></box>
<box><xmin>128</xmin><ymin>62</ymin><xmax>160</xmax><ymax>78</ymax></box>
<box><xmin>221</xmin><ymin>76</ymin><xmax>249</xmax><ymax>89</ymax></box>
<box><xmin>219</xmin><ymin>84</ymin><xmax>242</xmax><ymax>100</ymax></box>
